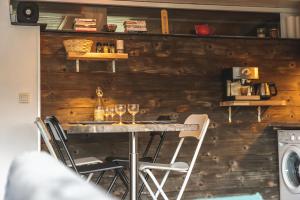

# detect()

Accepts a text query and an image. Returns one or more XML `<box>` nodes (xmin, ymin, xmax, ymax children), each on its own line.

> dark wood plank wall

<box><xmin>41</xmin><ymin>31</ymin><xmax>300</xmax><ymax>200</ymax></box>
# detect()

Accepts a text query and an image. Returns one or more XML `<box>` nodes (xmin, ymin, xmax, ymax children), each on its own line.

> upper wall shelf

<box><xmin>220</xmin><ymin>100</ymin><xmax>287</xmax><ymax>123</ymax></box>
<box><xmin>220</xmin><ymin>100</ymin><xmax>287</xmax><ymax>107</ymax></box>
<box><xmin>66</xmin><ymin>52</ymin><xmax>128</xmax><ymax>73</ymax></box>
<box><xmin>40</xmin><ymin>30</ymin><xmax>300</xmax><ymax>41</ymax></box>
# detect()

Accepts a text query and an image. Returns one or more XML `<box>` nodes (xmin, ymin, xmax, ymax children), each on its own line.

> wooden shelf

<box><xmin>66</xmin><ymin>52</ymin><xmax>128</xmax><ymax>73</ymax></box>
<box><xmin>220</xmin><ymin>100</ymin><xmax>287</xmax><ymax>107</ymax></box>
<box><xmin>67</xmin><ymin>52</ymin><xmax>128</xmax><ymax>61</ymax></box>
<box><xmin>41</xmin><ymin>30</ymin><xmax>300</xmax><ymax>41</ymax></box>
<box><xmin>220</xmin><ymin>100</ymin><xmax>287</xmax><ymax>123</ymax></box>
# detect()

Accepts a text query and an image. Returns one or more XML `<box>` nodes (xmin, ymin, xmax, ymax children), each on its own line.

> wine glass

<box><xmin>115</xmin><ymin>104</ymin><xmax>126</xmax><ymax>124</ymax></box>
<box><xmin>109</xmin><ymin>106</ymin><xmax>115</xmax><ymax>121</ymax></box>
<box><xmin>104</xmin><ymin>107</ymin><xmax>110</xmax><ymax>121</ymax></box>
<box><xmin>128</xmin><ymin>104</ymin><xmax>139</xmax><ymax>124</ymax></box>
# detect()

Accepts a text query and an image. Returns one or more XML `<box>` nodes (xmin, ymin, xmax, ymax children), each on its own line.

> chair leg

<box><xmin>139</xmin><ymin>171</ymin><xmax>157</xmax><ymax>200</ymax></box>
<box><xmin>95</xmin><ymin>171</ymin><xmax>105</xmax><ymax>184</ymax></box>
<box><xmin>155</xmin><ymin>170</ymin><xmax>171</xmax><ymax>198</ymax></box>
<box><xmin>138</xmin><ymin>173</ymin><xmax>149</xmax><ymax>199</ymax></box>
<box><xmin>145</xmin><ymin>169</ymin><xmax>169</xmax><ymax>200</ymax></box>
<box><xmin>117</xmin><ymin>169</ymin><xmax>129</xmax><ymax>200</ymax></box>
<box><xmin>117</xmin><ymin>169</ymin><xmax>129</xmax><ymax>188</ymax></box>
<box><xmin>176</xmin><ymin>170</ymin><xmax>193</xmax><ymax>200</ymax></box>
<box><xmin>107</xmin><ymin>171</ymin><xmax>119</xmax><ymax>193</ymax></box>
<box><xmin>121</xmin><ymin>190</ymin><xmax>128</xmax><ymax>200</ymax></box>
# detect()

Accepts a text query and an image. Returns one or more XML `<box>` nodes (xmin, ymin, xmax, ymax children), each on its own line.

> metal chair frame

<box><xmin>106</xmin><ymin>115</ymin><xmax>170</xmax><ymax>200</ymax></box>
<box><xmin>41</xmin><ymin>116</ymin><xmax>129</xmax><ymax>195</ymax></box>
<box><xmin>138</xmin><ymin>114</ymin><xmax>210</xmax><ymax>200</ymax></box>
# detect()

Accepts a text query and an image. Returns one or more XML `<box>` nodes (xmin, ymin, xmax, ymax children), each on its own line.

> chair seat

<box><xmin>105</xmin><ymin>156</ymin><xmax>153</xmax><ymax>166</ymax></box>
<box><xmin>139</xmin><ymin>162</ymin><xmax>189</xmax><ymax>172</ymax></box>
<box><xmin>76</xmin><ymin>162</ymin><xmax>124</xmax><ymax>175</ymax></box>
<box><xmin>67</xmin><ymin>156</ymin><xmax>103</xmax><ymax>167</ymax></box>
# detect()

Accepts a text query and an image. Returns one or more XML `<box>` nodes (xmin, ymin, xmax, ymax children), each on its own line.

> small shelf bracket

<box><xmin>76</xmin><ymin>59</ymin><xmax>80</xmax><ymax>72</ymax></box>
<box><xmin>74</xmin><ymin>59</ymin><xmax>117</xmax><ymax>73</ymax></box>
<box><xmin>227</xmin><ymin>106</ymin><xmax>262</xmax><ymax>123</ymax></box>
<box><xmin>112</xmin><ymin>60</ymin><xmax>116</xmax><ymax>73</ymax></box>
<box><xmin>228</xmin><ymin>106</ymin><xmax>232</xmax><ymax>123</ymax></box>
<box><xmin>257</xmin><ymin>106</ymin><xmax>261</xmax><ymax>123</ymax></box>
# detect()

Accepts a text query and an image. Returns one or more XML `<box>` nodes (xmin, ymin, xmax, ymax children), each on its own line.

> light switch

<box><xmin>19</xmin><ymin>93</ymin><xmax>30</xmax><ymax>104</ymax></box>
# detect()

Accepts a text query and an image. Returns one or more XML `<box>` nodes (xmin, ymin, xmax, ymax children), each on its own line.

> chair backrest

<box><xmin>44</xmin><ymin>116</ymin><xmax>78</xmax><ymax>173</ymax></box>
<box><xmin>34</xmin><ymin>118</ymin><xmax>58</xmax><ymax>159</ymax></box>
<box><xmin>142</xmin><ymin>115</ymin><xmax>171</xmax><ymax>161</ymax></box>
<box><xmin>179</xmin><ymin>114</ymin><xmax>210</xmax><ymax>140</ymax></box>
<box><xmin>45</xmin><ymin>116</ymin><xmax>68</xmax><ymax>141</ymax></box>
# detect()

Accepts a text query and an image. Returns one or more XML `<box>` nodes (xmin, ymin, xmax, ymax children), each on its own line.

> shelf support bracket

<box><xmin>76</xmin><ymin>59</ymin><xmax>80</xmax><ymax>72</ymax></box>
<box><xmin>257</xmin><ymin>106</ymin><xmax>261</xmax><ymax>123</ymax></box>
<box><xmin>112</xmin><ymin>60</ymin><xmax>116</xmax><ymax>73</ymax></box>
<box><xmin>228</xmin><ymin>106</ymin><xmax>232</xmax><ymax>123</ymax></box>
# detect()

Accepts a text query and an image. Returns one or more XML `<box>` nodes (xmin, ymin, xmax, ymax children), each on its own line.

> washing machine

<box><xmin>278</xmin><ymin>130</ymin><xmax>300</xmax><ymax>200</ymax></box>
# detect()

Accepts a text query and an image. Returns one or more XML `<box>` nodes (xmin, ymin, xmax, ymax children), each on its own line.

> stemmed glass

<box><xmin>128</xmin><ymin>104</ymin><xmax>139</xmax><ymax>124</ymax></box>
<box><xmin>115</xmin><ymin>104</ymin><xmax>126</xmax><ymax>124</ymax></box>
<box><xmin>104</xmin><ymin>107</ymin><xmax>110</xmax><ymax>121</ymax></box>
<box><xmin>109</xmin><ymin>106</ymin><xmax>115</xmax><ymax>121</ymax></box>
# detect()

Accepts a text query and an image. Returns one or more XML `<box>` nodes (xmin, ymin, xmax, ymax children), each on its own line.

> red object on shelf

<box><xmin>195</xmin><ymin>24</ymin><xmax>215</xmax><ymax>36</ymax></box>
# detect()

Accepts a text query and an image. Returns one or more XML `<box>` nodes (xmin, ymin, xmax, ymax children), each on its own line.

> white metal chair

<box><xmin>138</xmin><ymin>114</ymin><xmax>210</xmax><ymax>200</ymax></box>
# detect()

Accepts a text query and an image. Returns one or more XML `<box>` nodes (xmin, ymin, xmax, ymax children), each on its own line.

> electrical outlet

<box><xmin>18</xmin><ymin>93</ymin><xmax>30</xmax><ymax>104</ymax></box>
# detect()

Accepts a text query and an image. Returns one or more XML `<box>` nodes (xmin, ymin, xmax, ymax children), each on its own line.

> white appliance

<box><xmin>278</xmin><ymin>130</ymin><xmax>300</xmax><ymax>200</ymax></box>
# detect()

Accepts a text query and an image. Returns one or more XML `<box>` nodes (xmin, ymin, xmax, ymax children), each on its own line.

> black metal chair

<box><xmin>105</xmin><ymin>115</ymin><xmax>171</xmax><ymax>199</ymax></box>
<box><xmin>43</xmin><ymin>116</ymin><xmax>129</xmax><ymax>197</ymax></box>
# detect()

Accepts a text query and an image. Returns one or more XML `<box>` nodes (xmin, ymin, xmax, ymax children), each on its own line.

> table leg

<box><xmin>130</xmin><ymin>132</ymin><xmax>138</xmax><ymax>200</ymax></box>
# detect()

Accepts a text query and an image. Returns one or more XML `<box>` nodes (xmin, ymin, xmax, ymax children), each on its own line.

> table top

<box><xmin>67</xmin><ymin>123</ymin><xmax>199</xmax><ymax>134</ymax></box>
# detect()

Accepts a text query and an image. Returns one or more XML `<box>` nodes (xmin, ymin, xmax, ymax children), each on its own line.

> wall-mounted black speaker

<box><xmin>17</xmin><ymin>2</ymin><xmax>39</xmax><ymax>23</ymax></box>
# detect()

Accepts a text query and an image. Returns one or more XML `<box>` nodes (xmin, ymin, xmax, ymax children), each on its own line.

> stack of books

<box><xmin>74</xmin><ymin>18</ymin><xmax>97</xmax><ymax>32</ymax></box>
<box><xmin>124</xmin><ymin>20</ymin><xmax>147</xmax><ymax>32</ymax></box>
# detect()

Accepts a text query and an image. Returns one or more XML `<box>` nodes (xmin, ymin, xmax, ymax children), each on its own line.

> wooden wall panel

<box><xmin>41</xmin><ymin>31</ymin><xmax>300</xmax><ymax>200</ymax></box>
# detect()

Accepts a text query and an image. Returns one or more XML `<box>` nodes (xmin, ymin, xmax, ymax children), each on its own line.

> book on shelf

<box><xmin>74</xmin><ymin>22</ymin><xmax>97</xmax><ymax>27</ymax></box>
<box><xmin>124</xmin><ymin>20</ymin><xmax>146</xmax><ymax>26</ymax></box>
<box><xmin>74</xmin><ymin>27</ymin><xmax>97</xmax><ymax>32</ymax></box>
<box><xmin>74</xmin><ymin>18</ymin><xmax>96</xmax><ymax>23</ymax></box>
<box><xmin>124</xmin><ymin>28</ymin><xmax>147</xmax><ymax>32</ymax></box>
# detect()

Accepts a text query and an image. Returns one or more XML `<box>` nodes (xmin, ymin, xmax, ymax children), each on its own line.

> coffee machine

<box><xmin>223</xmin><ymin>67</ymin><xmax>260</xmax><ymax>100</ymax></box>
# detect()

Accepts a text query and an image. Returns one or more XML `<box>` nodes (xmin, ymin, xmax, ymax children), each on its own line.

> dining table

<box><xmin>66</xmin><ymin>121</ymin><xmax>199</xmax><ymax>200</ymax></box>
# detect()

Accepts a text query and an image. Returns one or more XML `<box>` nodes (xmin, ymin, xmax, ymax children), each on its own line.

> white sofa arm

<box><xmin>4</xmin><ymin>152</ymin><xmax>117</xmax><ymax>200</ymax></box>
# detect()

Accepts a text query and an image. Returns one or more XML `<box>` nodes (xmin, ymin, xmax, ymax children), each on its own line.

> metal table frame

<box><xmin>67</xmin><ymin>123</ymin><xmax>198</xmax><ymax>200</ymax></box>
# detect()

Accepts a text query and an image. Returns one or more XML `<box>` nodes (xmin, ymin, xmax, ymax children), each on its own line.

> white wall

<box><xmin>0</xmin><ymin>0</ymin><xmax>40</xmax><ymax>198</ymax></box>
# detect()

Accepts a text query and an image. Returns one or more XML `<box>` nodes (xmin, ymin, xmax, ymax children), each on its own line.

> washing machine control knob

<box><xmin>291</xmin><ymin>135</ymin><xmax>295</xmax><ymax>141</ymax></box>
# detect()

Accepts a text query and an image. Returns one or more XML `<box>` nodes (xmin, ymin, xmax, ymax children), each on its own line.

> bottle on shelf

<box><xmin>94</xmin><ymin>86</ymin><xmax>105</xmax><ymax>121</ymax></box>
<box><xmin>96</xmin><ymin>42</ymin><xmax>102</xmax><ymax>53</ymax></box>
<box><xmin>110</xmin><ymin>42</ymin><xmax>115</xmax><ymax>53</ymax></box>
<box><xmin>103</xmin><ymin>42</ymin><xmax>109</xmax><ymax>53</ymax></box>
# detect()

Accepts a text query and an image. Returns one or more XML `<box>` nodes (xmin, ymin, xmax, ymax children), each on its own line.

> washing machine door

<box><xmin>282</xmin><ymin>145</ymin><xmax>300</xmax><ymax>193</ymax></box>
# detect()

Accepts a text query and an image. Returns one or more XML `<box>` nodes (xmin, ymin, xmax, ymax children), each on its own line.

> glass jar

<box><xmin>269</xmin><ymin>28</ymin><xmax>279</xmax><ymax>39</ymax></box>
<box><xmin>257</xmin><ymin>28</ymin><xmax>266</xmax><ymax>38</ymax></box>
